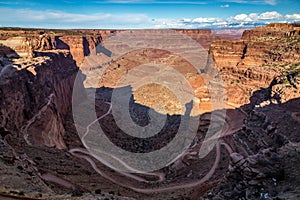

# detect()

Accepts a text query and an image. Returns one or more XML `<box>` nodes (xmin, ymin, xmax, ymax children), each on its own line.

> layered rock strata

<box><xmin>210</xmin><ymin>23</ymin><xmax>300</xmax><ymax>105</ymax></box>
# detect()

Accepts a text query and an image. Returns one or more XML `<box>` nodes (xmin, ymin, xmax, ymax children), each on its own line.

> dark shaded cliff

<box><xmin>0</xmin><ymin>48</ymin><xmax>82</xmax><ymax>149</ymax></box>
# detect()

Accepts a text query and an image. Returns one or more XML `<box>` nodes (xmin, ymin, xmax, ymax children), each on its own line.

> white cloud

<box><xmin>220</xmin><ymin>0</ymin><xmax>247</xmax><ymax>3</ymax></box>
<box><xmin>0</xmin><ymin>1</ymin><xmax>19</xmax><ymax>5</ymax></box>
<box><xmin>179</xmin><ymin>11</ymin><xmax>299</xmax><ymax>29</ymax></box>
<box><xmin>227</xmin><ymin>11</ymin><xmax>284</xmax><ymax>24</ymax></box>
<box><xmin>154</xmin><ymin>20</ymin><xmax>184</xmax><ymax>28</ymax></box>
<box><xmin>264</xmin><ymin>0</ymin><xmax>277</xmax><ymax>5</ymax></box>
<box><xmin>0</xmin><ymin>7</ymin><xmax>299</xmax><ymax>29</ymax></box>
<box><xmin>285</xmin><ymin>14</ymin><xmax>300</xmax><ymax>21</ymax></box>
<box><xmin>259</xmin><ymin>11</ymin><xmax>282</xmax><ymax>20</ymax></box>
<box><xmin>95</xmin><ymin>0</ymin><xmax>208</xmax><ymax>4</ymax></box>
<box><xmin>192</xmin><ymin>17</ymin><xmax>218</xmax><ymax>23</ymax></box>
<box><xmin>221</xmin><ymin>0</ymin><xmax>277</xmax><ymax>5</ymax></box>
<box><xmin>0</xmin><ymin>8</ymin><xmax>150</xmax><ymax>29</ymax></box>
<box><xmin>221</xmin><ymin>4</ymin><xmax>230</xmax><ymax>8</ymax></box>
<box><xmin>249</xmin><ymin>13</ymin><xmax>259</xmax><ymax>21</ymax></box>
<box><xmin>102</xmin><ymin>0</ymin><xmax>144</xmax><ymax>3</ymax></box>
<box><xmin>234</xmin><ymin>14</ymin><xmax>250</xmax><ymax>21</ymax></box>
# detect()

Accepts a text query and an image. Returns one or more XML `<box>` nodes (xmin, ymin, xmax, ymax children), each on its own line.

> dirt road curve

<box><xmin>292</xmin><ymin>112</ymin><xmax>300</xmax><ymax>122</ymax></box>
<box><xmin>68</xmin><ymin>101</ymin><xmax>245</xmax><ymax>193</ymax></box>
<box><xmin>41</xmin><ymin>173</ymin><xmax>75</xmax><ymax>190</ymax></box>
<box><xmin>0</xmin><ymin>194</ymin><xmax>42</xmax><ymax>200</ymax></box>
<box><xmin>21</xmin><ymin>93</ymin><xmax>54</xmax><ymax>145</ymax></box>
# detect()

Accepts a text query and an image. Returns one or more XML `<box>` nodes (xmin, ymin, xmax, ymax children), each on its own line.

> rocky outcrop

<box><xmin>56</xmin><ymin>35</ymin><xmax>102</xmax><ymax>66</ymax></box>
<box><xmin>0</xmin><ymin>28</ymin><xmax>232</xmax><ymax>68</ymax></box>
<box><xmin>0</xmin><ymin>48</ymin><xmax>80</xmax><ymax>149</ymax></box>
<box><xmin>0</xmin><ymin>35</ymin><xmax>54</xmax><ymax>57</ymax></box>
<box><xmin>73</xmin><ymin>29</ymin><xmax>123</xmax><ymax>40</ymax></box>
<box><xmin>210</xmin><ymin>23</ymin><xmax>300</xmax><ymax>105</ymax></box>
<box><xmin>206</xmin><ymin>96</ymin><xmax>300</xmax><ymax>200</ymax></box>
<box><xmin>242</xmin><ymin>23</ymin><xmax>300</xmax><ymax>39</ymax></box>
<box><xmin>1</xmin><ymin>25</ymin><xmax>300</xmax><ymax>199</ymax></box>
<box><xmin>88</xmin><ymin>29</ymin><xmax>216</xmax><ymax>49</ymax></box>
<box><xmin>175</xmin><ymin>29</ymin><xmax>217</xmax><ymax>49</ymax></box>
<box><xmin>96</xmin><ymin>47</ymin><xmax>206</xmax><ymax>115</ymax></box>
<box><xmin>0</xmin><ymin>29</ymin><xmax>102</xmax><ymax>66</ymax></box>
<box><xmin>0</xmin><ymin>133</ymin><xmax>54</xmax><ymax>196</ymax></box>
<box><xmin>75</xmin><ymin>29</ymin><xmax>216</xmax><ymax>48</ymax></box>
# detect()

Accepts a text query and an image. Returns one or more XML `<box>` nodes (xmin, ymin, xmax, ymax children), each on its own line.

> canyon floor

<box><xmin>0</xmin><ymin>24</ymin><xmax>300</xmax><ymax>200</ymax></box>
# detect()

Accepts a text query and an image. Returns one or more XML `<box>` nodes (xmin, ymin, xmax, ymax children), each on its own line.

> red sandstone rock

<box><xmin>210</xmin><ymin>23</ymin><xmax>300</xmax><ymax>105</ymax></box>
<box><xmin>0</xmin><ymin>50</ymin><xmax>80</xmax><ymax>149</ymax></box>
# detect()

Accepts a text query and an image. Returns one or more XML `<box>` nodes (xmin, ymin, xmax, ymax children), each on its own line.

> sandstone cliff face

<box><xmin>56</xmin><ymin>35</ymin><xmax>102</xmax><ymax>66</ymax></box>
<box><xmin>0</xmin><ymin>29</ymin><xmax>102</xmax><ymax>66</ymax></box>
<box><xmin>75</xmin><ymin>29</ymin><xmax>216</xmax><ymax>49</ymax></box>
<box><xmin>0</xmin><ymin>35</ymin><xmax>54</xmax><ymax>57</ymax></box>
<box><xmin>0</xmin><ymin>28</ymin><xmax>222</xmax><ymax>68</ymax></box>
<box><xmin>210</xmin><ymin>23</ymin><xmax>300</xmax><ymax>105</ymax></box>
<box><xmin>96</xmin><ymin>48</ymin><xmax>206</xmax><ymax>115</ymax></box>
<box><xmin>242</xmin><ymin>23</ymin><xmax>300</xmax><ymax>39</ymax></box>
<box><xmin>175</xmin><ymin>29</ymin><xmax>216</xmax><ymax>49</ymax></box>
<box><xmin>74</xmin><ymin>29</ymin><xmax>123</xmax><ymax>40</ymax></box>
<box><xmin>0</xmin><ymin>49</ymin><xmax>79</xmax><ymax>149</ymax></box>
<box><xmin>0</xmin><ymin>26</ymin><xmax>300</xmax><ymax>200</ymax></box>
<box><xmin>206</xmin><ymin>96</ymin><xmax>300</xmax><ymax>200</ymax></box>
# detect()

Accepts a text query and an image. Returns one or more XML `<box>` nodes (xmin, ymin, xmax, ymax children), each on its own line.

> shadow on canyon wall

<box><xmin>79</xmin><ymin>65</ymin><xmax>300</xmax><ymax>157</ymax></box>
<box><xmin>0</xmin><ymin>45</ymin><xmax>20</xmax><ymax>59</ymax></box>
<box><xmin>55</xmin><ymin>36</ymin><xmax>70</xmax><ymax>50</ymax></box>
<box><xmin>92</xmin><ymin>85</ymin><xmax>196</xmax><ymax>153</ymax></box>
<box><xmin>54</xmin><ymin>36</ymin><xmax>96</xmax><ymax>58</ymax></box>
<box><xmin>0</xmin><ymin>45</ymin><xmax>300</xmax><ymax>199</ymax></box>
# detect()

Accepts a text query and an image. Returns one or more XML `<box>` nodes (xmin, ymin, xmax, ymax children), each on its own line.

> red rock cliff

<box><xmin>210</xmin><ymin>23</ymin><xmax>300</xmax><ymax>105</ymax></box>
<box><xmin>0</xmin><ymin>49</ymin><xmax>82</xmax><ymax>149</ymax></box>
<box><xmin>0</xmin><ymin>29</ymin><xmax>102</xmax><ymax>66</ymax></box>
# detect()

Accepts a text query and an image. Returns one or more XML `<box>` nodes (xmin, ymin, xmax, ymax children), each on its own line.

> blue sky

<box><xmin>0</xmin><ymin>0</ymin><xmax>299</xmax><ymax>29</ymax></box>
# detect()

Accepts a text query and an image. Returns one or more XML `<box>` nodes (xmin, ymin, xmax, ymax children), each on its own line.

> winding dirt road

<box><xmin>21</xmin><ymin>93</ymin><xmax>54</xmax><ymax>145</ymax></box>
<box><xmin>40</xmin><ymin>173</ymin><xmax>76</xmax><ymax>190</ymax></box>
<box><xmin>0</xmin><ymin>65</ymin><xmax>11</xmax><ymax>77</ymax></box>
<box><xmin>0</xmin><ymin>194</ymin><xmax>42</xmax><ymax>200</ymax></box>
<box><xmin>67</xmin><ymin>100</ymin><xmax>246</xmax><ymax>193</ymax></box>
<box><xmin>292</xmin><ymin>112</ymin><xmax>300</xmax><ymax>123</ymax></box>
<box><xmin>70</xmin><ymin>102</ymin><xmax>165</xmax><ymax>184</ymax></box>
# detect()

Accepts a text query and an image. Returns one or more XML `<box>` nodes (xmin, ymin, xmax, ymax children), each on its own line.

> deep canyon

<box><xmin>0</xmin><ymin>23</ymin><xmax>300</xmax><ymax>200</ymax></box>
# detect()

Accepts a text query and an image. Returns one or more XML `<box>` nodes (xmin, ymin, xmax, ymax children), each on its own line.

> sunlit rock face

<box><xmin>210</xmin><ymin>23</ymin><xmax>300</xmax><ymax>106</ymax></box>
<box><xmin>96</xmin><ymin>48</ymin><xmax>206</xmax><ymax>115</ymax></box>
<box><xmin>0</xmin><ymin>29</ymin><xmax>102</xmax><ymax>65</ymax></box>
<box><xmin>0</xmin><ymin>25</ymin><xmax>299</xmax><ymax>199</ymax></box>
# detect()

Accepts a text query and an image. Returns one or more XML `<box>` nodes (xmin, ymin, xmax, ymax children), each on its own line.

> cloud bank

<box><xmin>155</xmin><ymin>11</ymin><xmax>300</xmax><ymax>29</ymax></box>
<box><xmin>221</xmin><ymin>0</ymin><xmax>277</xmax><ymax>5</ymax></box>
<box><xmin>0</xmin><ymin>7</ymin><xmax>299</xmax><ymax>29</ymax></box>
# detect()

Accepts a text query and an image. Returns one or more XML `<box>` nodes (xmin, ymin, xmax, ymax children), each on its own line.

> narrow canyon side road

<box><xmin>68</xmin><ymin>98</ymin><xmax>246</xmax><ymax>194</ymax></box>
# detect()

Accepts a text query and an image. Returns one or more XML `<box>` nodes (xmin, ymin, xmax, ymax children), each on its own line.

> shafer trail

<box><xmin>68</xmin><ymin>100</ymin><xmax>245</xmax><ymax>193</ymax></box>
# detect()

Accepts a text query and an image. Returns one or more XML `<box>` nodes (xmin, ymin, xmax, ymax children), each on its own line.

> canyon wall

<box><xmin>74</xmin><ymin>29</ymin><xmax>216</xmax><ymax>48</ymax></box>
<box><xmin>0</xmin><ymin>25</ymin><xmax>299</xmax><ymax>199</ymax></box>
<box><xmin>56</xmin><ymin>35</ymin><xmax>102</xmax><ymax>65</ymax></box>
<box><xmin>242</xmin><ymin>23</ymin><xmax>300</xmax><ymax>39</ymax></box>
<box><xmin>0</xmin><ymin>28</ymin><xmax>218</xmax><ymax>62</ymax></box>
<box><xmin>0</xmin><ymin>29</ymin><xmax>102</xmax><ymax>66</ymax></box>
<box><xmin>0</xmin><ymin>49</ymin><xmax>81</xmax><ymax>149</ymax></box>
<box><xmin>210</xmin><ymin>23</ymin><xmax>300</xmax><ymax>106</ymax></box>
<box><xmin>175</xmin><ymin>29</ymin><xmax>217</xmax><ymax>49</ymax></box>
<box><xmin>1</xmin><ymin>24</ymin><xmax>299</xmax><ymax>148</ymax></box>
<box><xmin>211</xmin><ymin>23</ymin><xmax>300</xmax><ymax>69</ymax></box>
